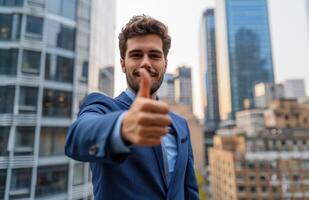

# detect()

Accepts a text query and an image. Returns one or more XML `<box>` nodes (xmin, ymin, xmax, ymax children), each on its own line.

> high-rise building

<box><xmin>283</xmin><ymin>79</ymin><xmax>306</xmax><ymax>99</ymax></box>
<box><xmin>236</xmin><ymin>109</ymin><xmax>265</xmax><ymax>137</ymax></box>
<box><xmin>0</xmin><ymin>0</ymin><xmax>115</xmax><ymax>199</ymax></box>
<box><xmin>174</xmin><ymin>66</ymin><xmax>193</xmax><ymax>110</ymax></box>
<box><xmin>89</xmin><ymin>0</ymin><xmax>115</xmax><ymax>93</ymax></box>
<box><xmin>209</xmin><ymin>128</ymin><xmax>309</xmax><ymax>200</ymax></box>
<box><xmin>200</xmin><ymin>9</ymin><xmax>220</xmax><ymax>133</ymax></box>
<box><xmin>157</xmin><ymin>73</ymin><xmax>175</xmax><ymax>102</ymax></box>
<box><xmin>215</xmin><ymin>0</ymin><xmax>275</xmax><ymax>120</ymax></box>
<box><xmin>254</xmin><ymin>83</ymin><xmax>285</xmax><ymax>108</ymax></box>
<box><xmin>99</xmin><ymin>66</ymin><xmax>114</xmax><ymax>97</ymax></box>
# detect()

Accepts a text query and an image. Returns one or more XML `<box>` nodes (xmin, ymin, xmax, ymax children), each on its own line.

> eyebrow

<box><xmin>128</xmin><ymin>49</ymin><xmax>163</xmax><ymax>55</ymax></box>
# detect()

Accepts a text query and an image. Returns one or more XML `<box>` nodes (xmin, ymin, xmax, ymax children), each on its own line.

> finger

<box><xmin>137</xmin><ymin>68</ymin><xmax>151</xmax><ymax>98</ymax></box>
<box><xmin>139</xmin><ymin>126</ymin><xmax>169</xmax><ymax>137</ymax></box>
<box><xmin>137</xmin><ymin>113</ymin><xmax>171</xmax><ymax>126</ymax></box>
<box><xmin>135</xmin><ymin>137</ymin><xmax>162</xmax><ymax>147</ymax></box>
<box><xmin>139</xmin><ymin>99</ymin><xmax>169</xmax><ymax>114</ymax></box>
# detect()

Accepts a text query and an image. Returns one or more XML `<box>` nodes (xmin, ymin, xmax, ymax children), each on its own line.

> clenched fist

<box><xmin>121</xmin><ymin>68</ymin><xmax>171</xmax><ymax>146</ymax></box>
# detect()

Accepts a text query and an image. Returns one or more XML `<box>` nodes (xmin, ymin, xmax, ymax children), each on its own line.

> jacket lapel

<box><xmin>115</xmin><ymin>91</ymin><xmax>169</xmax><ymax>188</ymax></box>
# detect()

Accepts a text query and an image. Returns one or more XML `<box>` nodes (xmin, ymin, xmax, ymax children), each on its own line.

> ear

<box><xmin>120</xmin><ymin>58</ymin><xmax>126</xmax><ymax>73</ymax></box>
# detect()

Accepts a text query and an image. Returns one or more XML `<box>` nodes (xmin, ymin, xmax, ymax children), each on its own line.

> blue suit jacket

<box><xmin>65</xmin><ymin>92</ymin><xmax>199</xmax><ymax>200</ymax></box>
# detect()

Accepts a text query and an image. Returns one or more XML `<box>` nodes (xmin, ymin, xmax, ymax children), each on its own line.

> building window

<box><xmin>0</xmin><ymin>127</ymin><xmax>10</xmax><ymax>156</ymax></box>
<box><xmin>35</xmin><ymin>165</ymin><xmax>68</xmax><ymax>198</ymax></box>
<box><xmin>39</xmin><ymin>127</ymin><xmax>66</xmax><ymax>156</ymax></box>
<box><xmin>0</xmin><ymin>169</ymin><xmax>6</xmax><ymax>199</ymax></box>
<box><xmin>45</xmin><ymin>54</ymin><xmax>74</xmax><ymax>83</ymax></box>
<box><xmin>73</xmin><ymin>163</ymin><xmax>84</xmax><ymax>186</ymax></box>
<box><xmin>21</xmin><ymin>50</ymin><xmax>41</xmax><ymax>74</ymax></box>
<box><xmin>10</xmin><ymin>168</ymin><xmax>31</xmax><ymax>199</ymax></box>
<box><xmin>19</xmin><ymin>87</ymin><xmax>38</xmax><ymax>114</ymax></box>
<box><xmin>46</xmin><ymin>20</ymin><xmax>75</xmax><ymax>51</ymax></box>
<box><xmin>25</xmin><ymin>16</ymin><xmax>43</xmax><ymax>40</ymax></box>
<box><xmin>0</xmin><ymin>0</ymin><xmax>23</xmax><ymax>6</ymax></box>
<box><xmin>46</xmin><ymin>0</ymin><xmax>76</xmax><ymax>20</ymax></box>
<box><xmin>14</xmin><ymin>127</ymin><xmax>35</xmax><ymax>155</ymax></box>
<box><xmin>0</xmin><ymin>13</ymin><xmax>21</xmax><ymax>40</ymax></box>
<box><xmin>0</xmin><ymin>86</ymin><xmax>15</xmax><ymax>114</ymax></box>
<box><xmin>0</xmin><ymin>49</ymin><xmax>18</xmax><ymax>75</ymax></box>
<box><xmin>80</xmin><ymin>61</ymin><xmax>88</xmax><ymax>83</ymax></box>
<box><xmin>43</xmin><ymin>89</ymin><xmax>72</xmax><ymax>117</ymax></box>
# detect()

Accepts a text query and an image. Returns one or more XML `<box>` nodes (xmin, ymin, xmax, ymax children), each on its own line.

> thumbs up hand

<box><xmin>121</xmin><ymin>68</ymin><xmax>171</xmax><ymax>146</ymax></box>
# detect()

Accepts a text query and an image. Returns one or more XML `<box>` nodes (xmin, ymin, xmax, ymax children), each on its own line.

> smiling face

<box><xmin>121</xmin><ymin>34</ymin><xmax>167</xmax><ymax>95</ymax></box>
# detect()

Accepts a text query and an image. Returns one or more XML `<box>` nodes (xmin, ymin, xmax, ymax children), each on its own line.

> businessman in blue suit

<box><xmin>65</xmin><ymin>15</ymin><xmax>199</xmax><ymax>200</ymax></box>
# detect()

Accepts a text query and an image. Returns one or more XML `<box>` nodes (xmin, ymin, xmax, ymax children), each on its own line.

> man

<box><xmin>65</xmin><ymin>15</ymin><xmax>199</xmax><ymax>200</ymax></box>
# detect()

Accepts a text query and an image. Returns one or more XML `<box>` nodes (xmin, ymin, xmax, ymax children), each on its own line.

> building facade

<box><xmin>209</xmin><ymin>128</ymin><xmax>309</xmax><ymax>200</ymax></box>
<box><xmin>264</xmin><ymin>99</ymin><xmax>309</xmax><ymax>129</ymax></box>
<box><xmin>254</xmin><ymin>83</ymin><xmax>284</xmax><ymax>109</ymax></box>
<box><xmin>215</xmin><ymin>0</ymin><xmax>274</xmax><ymax>120</ymax></box>
<box><xmin>283</xmin><ymin>79</ymin><xmax>306</xmax><ymax>99</ymax></box>
<box><xmin>174</xmin><ymin>66</ymin><xmax>193</xmax><ymax>110</ymax></box>
<box><xmin>0</xmin><ymin>0</ymin><xmax>115</xmax><ymax>199</ymax></box>
<box><xmin>200</xmin><ymin>9</ymin><xmax>220</xmax><ymax>133</ymax></box>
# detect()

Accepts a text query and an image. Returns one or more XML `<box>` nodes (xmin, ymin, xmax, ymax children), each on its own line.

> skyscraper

<box><xmin>200</xmin><ymin>9</ymin><xmax>220</xmax><ymax>133</ymax></box>
<box><xmin>283</xmin><ymin>79</ymin><xmax>306</xmax><ymax>99</ymax></box>
<box><xmin>0</xmin><ymin>0</ymin><xmax>115</xmax><ymax>199</ymax></box>
<box><xmin>174</xmin><ymin>66</ymin><xmax>193</xmax><ymax>110</ymax></box>
<box><xmin>157</xmin><ymin>73</ymin><xmax>175</xmax><ymax>102</ymax></box>
<box><xmin>216</xmin><ymin>0</ymin><xmax>275</xmax><ymax>120</ymax></box>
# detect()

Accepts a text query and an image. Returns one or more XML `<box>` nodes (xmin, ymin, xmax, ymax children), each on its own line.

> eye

<box><xmin>149</xmin><ymin>54</ymin><xmax>162</xmax><ymax>59</ymax></box>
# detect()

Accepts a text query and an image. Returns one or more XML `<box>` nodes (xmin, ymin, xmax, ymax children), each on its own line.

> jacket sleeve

<box><xmin>64</xmin><ymin>93</ymin><xmax>128</xmax><ymax>163</ymax></box>
<box><xmin>184</xmin><ymin>123</ymin><xmax>200</xmax><ymax>200</ymax></box>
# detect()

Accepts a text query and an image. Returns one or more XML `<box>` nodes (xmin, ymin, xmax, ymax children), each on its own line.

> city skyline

<box><xmin>115</xmin><ymin>0</ymin><xmax>309</xmax><ymax>120</ymax></box>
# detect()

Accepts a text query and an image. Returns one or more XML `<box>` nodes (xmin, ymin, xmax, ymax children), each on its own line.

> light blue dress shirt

<box><xmin>110</xmin><ymin>89</ymin><xmax>178</xmax><ymax>174</ymax></box>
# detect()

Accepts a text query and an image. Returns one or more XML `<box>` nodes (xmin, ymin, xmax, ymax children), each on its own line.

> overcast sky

<box><xmin>114</xmin><ymin>0</ymin><xmax>309</xmax><ymax>119</ymax></box>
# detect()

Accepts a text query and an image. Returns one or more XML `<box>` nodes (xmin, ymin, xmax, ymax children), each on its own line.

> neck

<box><xmin>127</xmin><ymin>87</ymin><xmax>157</xmax><ymax>99</ymax></box>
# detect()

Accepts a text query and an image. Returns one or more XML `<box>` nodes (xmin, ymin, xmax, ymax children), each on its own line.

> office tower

<box><xmin>0</xmin><ymin>0</ymin><xmax>115</xmax><ymax>199</ymax></box>
<box><xmin>209</xmin><ymin>128</ymin><xmax>309</xmax><ymax>200</ymax></box>
<box><xmin>89</xmin><ymin>0</ymin><xmax>116</xmax><ymax>93</ymax></box>
<box><xmin>254</xmin><ymin>83</ymin><xmax>284</xmax><ymax>108</ymax></box>
<box><xmin>216</xmin><ymin>0</ymin><xmax>275</xmax><ymax>120</ymax></box>
<box><xmin>200</xmin><ymin>9</ymin><xmax>220</xmax><ymax>133</ymax></box>
<box><xmin>283</xmin><ymin>79</ymin><xmax>306</xmax><ymax>99</ymax></box>
<box><xmin>174</xmin><ymin>66</ymin><xmax>193</xmax><ymax>110</ymax></box>
<box><xmin>99</xmin><ymin>66</ymin><xmax>114</xmax><ymax>97</ymax></box>
<box><xmin>157</xmin><ymin>73</ymin><xmax>175</xmax><ymax>102</ymax></box>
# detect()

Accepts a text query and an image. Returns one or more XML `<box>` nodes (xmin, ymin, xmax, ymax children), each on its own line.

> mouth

<box><xmin>133</xmin><ymin>70</ymin><xmax>158</xmax><ymax>77</ymax></box>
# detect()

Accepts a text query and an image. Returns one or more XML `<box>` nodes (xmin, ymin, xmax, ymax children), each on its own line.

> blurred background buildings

<box><xmin>0</xmin><ymin>0</ymin><xmax>115</xmax><ymax>199</ymax></box>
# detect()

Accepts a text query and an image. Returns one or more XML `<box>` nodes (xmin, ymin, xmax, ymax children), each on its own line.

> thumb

<box><xmin>137</xmin><ymin>68</ymin><xmax>151</xmax><ymax>98</ymax></box>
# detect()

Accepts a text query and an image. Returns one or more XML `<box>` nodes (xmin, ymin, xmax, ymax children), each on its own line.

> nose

<box><xmin>140</xmin><ymin>55</ymin><xmax>151</xmax><ymax>70</ymax></box>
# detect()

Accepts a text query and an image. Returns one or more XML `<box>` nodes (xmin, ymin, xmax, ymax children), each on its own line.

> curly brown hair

<box><xmin>118</xmin><ymin>14</ymin><xmax>171</xmax><ymax>59</ymax></box>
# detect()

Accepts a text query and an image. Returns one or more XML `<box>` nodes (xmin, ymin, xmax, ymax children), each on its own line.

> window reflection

<box><xmin>25</xmin><ymin>15</ymin><xmax>43</xmax><ymax>40</ymax></box>
<box><xmin>10</xmin><ymin>168</ymin><xmax>31</xmax><ymax>199</ymax></box>
<box><xmin>21</xmin><ymin>50</ymin><xmax>41</xmax><ymax>74</ymax></box>
<box><xmin>19</xmin><ymin>86</ymin><xmax>38</xmax><ymax>114</ymax></box>
<box><xmin>73</xmin><ymin>163</ymin><xmax>84</xmax><ymax>185</ymax></box>
<box><xmin>0</xmin><ymin>49</ymin><xmax>18</xmax><ymax>75</ymax></box>
<box><xmin>0</xmin><ymin>13</ymin><xmax>21</xmax><ymax>40</ymax></box>
<box><xmin>39</xmin><ymin>127</ymin><xmax>66</xmax><ymax>156</ymax></box>
<box><xmin>0</xmin><ymin>0</ymin><xmax>23</xmax><ymax>7</ymax></box>
<box><xmin>46</xmin><ymin>0</ymin><xmax>76</xmax><ymax>20</ymax></box>
<box><xmin>35</xmin><ymin>165</ymin><xmax>68</xmax><ymax>197</ymax></box>
<box><xmin>0</xmin><ymin>169</ymin><xmax>6</xmax><ymax>199</ymax></box>
<box><xmin>45</xmin><ymin>54</ymin><xmax>74</xmax><ymax>83</ymax></box>
<box><xmin>46</xmin><ymin>20</ymin><xmax>75</xmax><ymax>51</ymax></box>
<box><xmin>14</xmin><ymin>127</ymin><xmax>35</xmax><ymax>155</ymax></box>
<box><xmin>0</xmin><ymin>86</ymin><xmax>15</xmax><ymax>114</ymax></box>
<box><xmin>0</xmin><ymin>127</ymin><xmax>10</xmax><ymax>156</ymax></box>
<box><xmin>43</xmin><ymin>89</ymin><xmax>72</xmax><ymax>117</ymax></box>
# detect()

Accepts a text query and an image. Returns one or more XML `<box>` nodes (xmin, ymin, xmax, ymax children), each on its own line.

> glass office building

<box><xmin>0</xmin><ymin>0</ymin><xmax>98</xmax><ymax>199</ymax></box>
<box><xmin>216</xmin><ymin>0</ymin><xmax>274</xmax><ymax>120</ymax></box>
